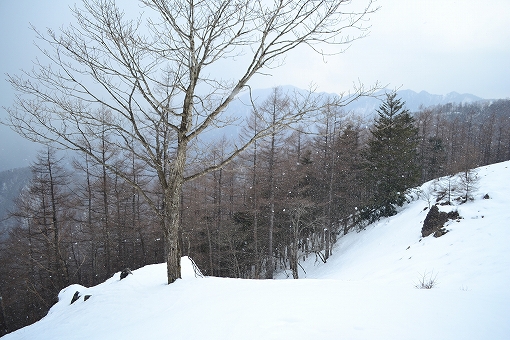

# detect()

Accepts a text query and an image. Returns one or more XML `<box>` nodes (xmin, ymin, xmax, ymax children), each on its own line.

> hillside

<box><xmin>2</xmin><ymin>161</ymin><xmax>510</xmax><ymax>340</ymax></box>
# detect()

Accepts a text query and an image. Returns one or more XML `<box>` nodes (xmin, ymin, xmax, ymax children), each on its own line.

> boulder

<box><xmin>70</xmin><ymin>291</ymin><xmax>80</xmax><ymax>304</ymax></box>
<box><xmin>120</xmin><ymin>268</ymin><xmax>132</xmax><ymax>280</ymax></box>
<box><xmin>422</xmin><ymin>205</ymin><xmax>448</xmax><ymax>237</ymax></box>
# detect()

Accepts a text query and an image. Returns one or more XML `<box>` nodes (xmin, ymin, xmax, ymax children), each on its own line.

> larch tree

<box><xmin>5</xmin><ymin>148</ymin><xmax>73</xmax><ymax>317</ymax></box>
<box><xmin>4</xmin><ymin>0</ymin><xmax>377</xmax><ymax>283</ymax></box>
<box><xmin>256</xmin><ymin>87</ymin><xmax>291</xmax><ymax>279</ymax></box>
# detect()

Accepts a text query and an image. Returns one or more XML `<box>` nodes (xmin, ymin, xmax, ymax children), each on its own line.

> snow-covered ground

<box><xmin>3</xmin><ymin>161</ymin><xmax>510</xmax><ymax>339</ymax></box>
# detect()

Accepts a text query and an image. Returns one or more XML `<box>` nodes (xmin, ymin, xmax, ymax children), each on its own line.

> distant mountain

<box><xmin>192</xmin><ymin>86</ymin><xmax>487</xmax><ymax>148</ymax></box>
<box><xmin>230</xmin><ymin>86</ymin><xmax>485</xmax><ymax>118</ymax></box>
<box><xmin>343</xmin><ymin>89</ymin><xmax>485</xmax><ymax>117</ymax></box>
<box><xmin>217</xmin><ymin>87</ymin><xmax>486</xmax><ymax>137</ymax></box>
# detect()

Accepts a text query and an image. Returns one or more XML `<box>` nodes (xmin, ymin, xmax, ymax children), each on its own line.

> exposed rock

<box><xmin>70</xmin><ymin>291</ymin><xmax>80</xmax><ymax>304</ymax></box>
<box><xmin>447</xmin><ymin>210</ymin><xmax>460</xmax><ymax>220</ymax></box>
<box><xmin>84</xmin><ymin>295</ymin><xmax>91</xmax><ymax>301</ymax></box>
<box><xmin>422</xmin><ymin>205</ymin><xmax>461</xmax><ymax>238</ymax></box>
<box><xmin>120</xmin><ymin>268</ymin><xmax>132</xmax><ymax>280</ymax></box>
<box><xmin>483</xmin><ymin>193</ymin><xmax>490</xmax><ymax>199</ymax></box>
<box><xmin>433</xmin><ymin>228</ymin><xmax>448</xmax><ymax>238</ymax></box>
<box><xmin>421</xmin><ymin>205</ymin><xmax>448</xmax><ymax>238</ymax></box>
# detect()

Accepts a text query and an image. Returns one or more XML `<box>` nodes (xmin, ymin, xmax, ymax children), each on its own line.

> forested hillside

<box><xmin>1</xmin><ymin>92</ymin><xmax>510</xmax><ymax>334</ymax></box>
<box><xmin>0</xmin><ymin>168</ymin><xmax>31</xmax><ymax>238</ymax></box>
<box><xmin>2</xmin><ymin>160</ymin><xmax>509</xmax><ymax>340</ymax></box>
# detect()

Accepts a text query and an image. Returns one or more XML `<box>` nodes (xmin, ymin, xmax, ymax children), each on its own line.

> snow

<box><xmin>3</xmin><ymin>161</ymin><xmax>510</xmax><ymax>339</ymax></box>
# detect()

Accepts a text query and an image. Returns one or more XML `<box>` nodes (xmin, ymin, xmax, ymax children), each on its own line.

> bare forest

<box><xmin>2</xmin><ymin>95</ymin><xmax>510</xmax><ymax>333</ymax></box>
<box><xmin>1</xmin><ymin>0</ymin><xmax>510</xmax><ymax>335</ymax></box>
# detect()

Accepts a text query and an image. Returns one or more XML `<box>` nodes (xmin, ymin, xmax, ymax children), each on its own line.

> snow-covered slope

<box><xmin>3</xmin><ymin>162</ymin><xmax>510</xmax><ymax>340</ymax></box>
<box><xmin>297</xmin><ymin>162</ymin><xmax>510</xmax><ymax>292</ymax></box>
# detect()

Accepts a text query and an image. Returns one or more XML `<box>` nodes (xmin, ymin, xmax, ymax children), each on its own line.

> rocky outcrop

<box><xmin>422</xmin><ymin>205</ymin><xmax>460</xmax><ymax>238</ymax></box>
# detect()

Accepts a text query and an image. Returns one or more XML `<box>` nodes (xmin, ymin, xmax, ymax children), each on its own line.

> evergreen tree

<box><xmin>335</xmin><ymin>124</ymin><xmax>367</xmax><ymax>232</ymax></box>
<box><xmin>422</xmin><ymin>136</ymin><xmax>446</xmax><ymax>181</ymax></box>
<box><xmin>364</xmin><ymin>92</ymin><xmax>420</xmax><ymax>218</ymax></box>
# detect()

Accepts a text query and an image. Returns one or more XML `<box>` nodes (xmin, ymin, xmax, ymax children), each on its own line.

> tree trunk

<box><xmin>0</xmin><ymin>295</ymin><xmax>7</xmax><ymax>336</ymax></box>
<box><xmin>324</xmin><ymin>228</ymin><xmax>330</xmax><ymax>261</ymax></box>
<box><xmin>46</xmin><ymin>149</ymin><xmax>69</xmax><ymax>288</ymax></box>
<box><xmin>251</xmin><ymin>115</ymin><xmax>260</xmax><ymax>279</ymax></box>
<box><xmin>206</xmin><ymin>221</ymin><xmax>214</xmax><ymax>276</ymax></box>
<box><xmin>266</xmin><ymin>104</ymin><xmax>277</xmax><ymax>279</ymax></box>
<box><xmin>101</xmin><ymin>140</ymin><xmax>112</xmax><ymax>277</ymax></box>
<box><xmin>290</xmin><ymin>243</ymin><xmax>299</xmax><ymax>279</ymax></box>
<box><xmin>163</xmin><ymin>139</ymin><xmax>188</xmax><ymax>284</ymax></box>
<box><xmin>164</xmin><ymin>189</ymin><xmax>182</xmax><ymax>284</ymax></box>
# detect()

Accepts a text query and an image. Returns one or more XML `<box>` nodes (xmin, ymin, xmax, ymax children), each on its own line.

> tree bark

<box><xmin>163</xmin><ymin>137</ymin><xmax>188</xmax><ymax>283</ymax></box>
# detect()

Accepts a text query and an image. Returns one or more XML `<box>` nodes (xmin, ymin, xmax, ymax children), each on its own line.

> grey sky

<box><xmin>254</xmin><ymin>0</ymin><xmax>510</xmax><ymax>99</ymax></box>
<box><xmin>1</xmin><ymin>0</ymin><xmax>509</xmax><ymax>171</ymax></box>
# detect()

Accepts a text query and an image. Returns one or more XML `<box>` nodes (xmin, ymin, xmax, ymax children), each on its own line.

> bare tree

<box><xmin>2</xmin><ymin>148</ymin><xmax>73</xmax><ymax>324</ymax></box>
<box><xmin>253</xmin><ymin>87</ymin><xmax>293</xmax><ymax>278</ymax></box>
<box><xmin>4</xmin><ymin>0</ymin><xmax>377</xmax><ymax>283</ymax></box>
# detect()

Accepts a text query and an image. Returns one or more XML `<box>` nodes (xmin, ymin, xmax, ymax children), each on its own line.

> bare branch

<box><xmin>3</xmin><ymin>0</ymin><xmax>379</xmax><ymax>284</ymax></box>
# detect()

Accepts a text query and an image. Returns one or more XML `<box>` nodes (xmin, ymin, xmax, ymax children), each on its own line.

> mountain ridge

<box><xmin>342</xmin><ymin>88</ymin><xmax>484</xmax><ymax>117</ymax></box>
<box><xmin>227</xmin><ymin>86</ymin><xmax>486</xmax><ymax>123</ymax></box>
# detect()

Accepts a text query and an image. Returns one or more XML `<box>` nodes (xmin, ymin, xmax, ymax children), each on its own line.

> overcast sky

<box><xmin>1</xmin><ymin>0</ymin><xmax>509</xmax><ymax>171</ymax></box>
<box><xmin>258</xmin><ymin>0</ymin><xmax>510</xmax><ymax>99</ymax></box>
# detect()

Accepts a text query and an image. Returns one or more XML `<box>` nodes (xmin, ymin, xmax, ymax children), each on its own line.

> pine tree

<box><xmin>364</xmin><ymin>92</ymin><xmax>420</xmax><ymax>218</ymax></box>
